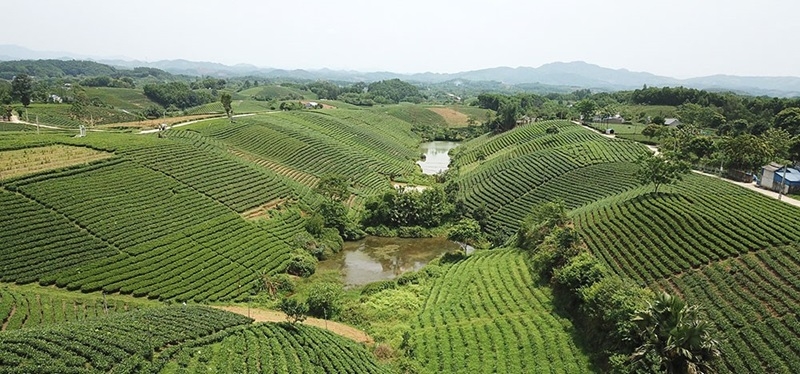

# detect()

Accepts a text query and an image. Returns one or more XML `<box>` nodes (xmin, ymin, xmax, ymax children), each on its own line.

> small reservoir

<box><xmin>318</xmin><ymin>236</ymin><xmax>464</xmax><ymax>287</ymax></box>
<box><xmin>416</xmin><ymin>141</ymin><xmax>460</xmax><ymax>175</ymax></box>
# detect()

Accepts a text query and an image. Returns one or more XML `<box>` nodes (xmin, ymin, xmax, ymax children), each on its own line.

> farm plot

<box><xmin>0</xmin><ymin>306</ymin><xmax>252</xmax><ymax>373</ymax></box>
<box><xmin>0</xmin><ymin>145</ymin><xmax>113</xmax><ymax>180</ymax></box>
<box><xmin>189</xmin><ymin>111</ymin><xmax>420</xmax><ymax>198</ymax></box>
<box><xmin>412</xmin><ymin>249</ymin><xmax>592</xmax><ymax>373</ymax></box>
<box><xmin>158</xmin><ymin>323</ymin><xmax>385</xmax><ymax>373</ymax></box>
<box><xmin>3</xmin><ymin>160</ymin><xmax>300</xmax><ymax>301</ymax></box>
<box><xmin>573</xmin><ymin>173</ymin><xmax>800</xmax><ymax>284</ymax></box>
<box><xmin>0</xmin><ymin>285</ymin><xmax>156</xmax><ymax>331</ymax></box>
<box><xmin>0</xmin><ymin>188</ymin><xmax>118</xmax><ymax>285</ymax></box>
<box><xmin>656</xmin><ymin>246</ymin><xmax>800</xmax><ymax>374</ymax></box>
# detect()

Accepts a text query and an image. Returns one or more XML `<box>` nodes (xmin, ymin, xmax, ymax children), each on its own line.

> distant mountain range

<box><xmin>2</xmin><ymin>44</ymin><xmax>800</xmax><ymax>97</ymax></box>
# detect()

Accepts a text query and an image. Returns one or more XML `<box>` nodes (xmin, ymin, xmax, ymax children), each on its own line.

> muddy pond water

<box><xmin>416</xmin><ymin>141</ymin><xmax>460</xmax><ymax>175</ymax></box>
<box><xmin>318</xmin><ymin>236</ymin><xmax>468</xmax><ymax>287</ymax></box>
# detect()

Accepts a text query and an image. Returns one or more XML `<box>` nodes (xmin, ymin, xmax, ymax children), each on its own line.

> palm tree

<box><xmin>631</xmin><ymin>292</ymin><xmax>721</xmax><ymax>374</ymax></box>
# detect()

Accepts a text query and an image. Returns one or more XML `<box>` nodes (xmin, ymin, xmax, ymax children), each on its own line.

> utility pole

<box><xmin>778</xmin><ymin>164</ymin><xmax>788</xmax><ymax>201</ymax></box>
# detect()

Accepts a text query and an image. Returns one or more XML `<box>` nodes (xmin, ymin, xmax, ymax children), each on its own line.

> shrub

<box><xmin>306</xmin><ymin>282</ymin><xmax>343</xmax><ymax>318</ymax></box>
<box><xmin>360</xmin><ymin>280</ymin><xmax>397</xmax><ymax>297</ymax></box>
<box><xmin>286</xmin><ymin>250</ymin><xmax>317</xmax><ymax>277</ymax></box>
<box><xmin>279</xmin><ymin>297</ymin><xmax>308</xmax><ymax>324</ymax></box>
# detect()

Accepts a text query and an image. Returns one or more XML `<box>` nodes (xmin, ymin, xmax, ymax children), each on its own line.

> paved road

<box><xmin>693</xmin><ymin>170</ymin><xmax>800</xmax><ymax>208</ymax></box>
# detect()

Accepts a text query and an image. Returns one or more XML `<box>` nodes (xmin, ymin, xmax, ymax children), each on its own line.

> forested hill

<box><xmin>0</xmin><ymin>59</ymin><xmax>173</xmax><ymax>80</ymax></box>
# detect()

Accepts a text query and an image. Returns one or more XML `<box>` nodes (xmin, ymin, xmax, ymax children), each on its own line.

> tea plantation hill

<box><xmin>3</xmin><ymin>104</ymin><xmax>800</xmax><ymax>372</ymax></box>
<box><xmin>0</xmin><ymin>305</ymin><xmax>386</xmax><ymax>373</ymax></box>
<box><xmin>449</xmin><ymin>120</ymin><xmax>800</xmax><ymax>373</ymax></box>
<box><xmin>0</xmin><ymin>109</ymin><xmax>421</xmax><ymax>304</ymax></box>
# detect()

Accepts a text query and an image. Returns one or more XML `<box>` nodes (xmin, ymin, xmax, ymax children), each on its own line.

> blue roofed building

<box><xmin>760</xmin><ymin>163</ymin><xmax>800</xmax><ymax>194</ymax></box>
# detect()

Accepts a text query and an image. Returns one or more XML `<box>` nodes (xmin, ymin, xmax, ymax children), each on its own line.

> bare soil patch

<box><xmin>0</xmin><ymin>145</ymin><xmax>113</xmax><ymax>180</ymax></box>
<box><xmin>215</xmin><ymin>305</ymin><xmax>373</xmax><ymax>344</ymax></box>
<box><xmin>427</xmin><ymin>107</ymin><xmax>471</xmax><ymax>127</ymax></box>
<box><xmin>241</xmin><ymin>198</ymin><xmax>288</xmax><ymax>219</ymax></box>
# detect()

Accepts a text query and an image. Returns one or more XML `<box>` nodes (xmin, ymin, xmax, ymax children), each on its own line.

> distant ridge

<box><xmin>1</xmin><ymin>45</ymin><xmax>799</xmax><ymax>97</ymax></box>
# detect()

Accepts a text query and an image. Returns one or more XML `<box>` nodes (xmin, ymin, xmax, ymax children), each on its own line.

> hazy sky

<box><xmin>4</xmin><ymin>0</ymin><xmax>798</xmax><ymax>78</ymax></box>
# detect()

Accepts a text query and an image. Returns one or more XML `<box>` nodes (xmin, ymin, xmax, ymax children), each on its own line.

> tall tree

<box><xmin>775</xmin><ymin>107</ymin><xmax>800</xmax><ymax>136</ymax></box>
<box><xmin>11</xmin><ymin>73</ymin><xmax>33</xmax><ymax>107</ymax></box>
<box><xmin>220</xmin><ymin>92</ymin><xmax>233</xmax><ymax>122</ymax></box>
<box><xmin>631</xmin><ymin>293</ymin><xmax>721</xmax><ymax>374</ymax></box>
<box><xmin>636</xmin><ymin>153</ymin><xmax>690</xmax><ymax>194</ymax></box>
<box><xmin>574</xmin><ymin>100</ymin><xmax>598</xmax><ymax>123</ymax></box>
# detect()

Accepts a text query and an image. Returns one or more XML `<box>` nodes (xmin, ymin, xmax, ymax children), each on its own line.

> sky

<box><xmin>3</xmin><ymin>0</ymin><xmax>799</xmax><ymax>78</ymax></box>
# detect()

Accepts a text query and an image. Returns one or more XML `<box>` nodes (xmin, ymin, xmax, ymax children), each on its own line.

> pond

<box><xmin>318</xmin><ymin>236</ymin><xmax>470</xmax><ymax>287</ymax></box>
<box><xmin>416</xmin><ymin>141</ymin><xmax>460</xmax><ymax>175</ymax></box>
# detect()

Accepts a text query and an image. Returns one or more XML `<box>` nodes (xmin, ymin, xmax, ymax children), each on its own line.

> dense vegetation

<box><xmin>2</xmin><ymin>76</ymin><xmax>800</xmax><ymax>373</ymax></box>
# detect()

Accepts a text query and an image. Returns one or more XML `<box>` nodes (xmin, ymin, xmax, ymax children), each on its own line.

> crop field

<box><xmin>451</xmin><ymin>121</ymin><xmax>648</xmax><ymax>233</ymax></box>
<box><xmin>0</xmin><ymin>122</ymin><xmax>32</xmax><ymax>132</ymax></box>
<box><xmin>573</xmin><ymin>173</ymin><xmax>800</xmax><ymax>284</ymax></box>
<box><xmin>1</xmin><ymin>156</ymin><xmax>305</xmax><ymax>301</ymax></box>
<box><xmin>96</xmin><ymin>114</ymin><xmax>219</xmax><ymax>130</ymax></box>
<box><xmin>379</xmin><ymin>104</ymin><xmax>449</xmax><ymax>128</ymax></box>
<box><xmin>425</xmin><ymin>106</ymin><xmax>471</xmax><ymax>127</ymax></box>
<box><xmin>0</xmin><ymin>145</ymin><xmax>113</xmax><ymax>180</ymax></box>
<box><xmin>655</xmin><ymin>246</ymin><xmax>800</xmax><ymax>373</ymax></box>
<box><xmin>159</xmin><ymin>323</ymin><xmax>385</xmax><ymax>373</ymax></box>
<box><xmin>85</xmin><ymin>87</ymin><xmax>158</xmax><ymax>110</ymax></box>
<box><xmin>0</xmin><ymin>306</ymin><xmax>253</xmax><ymax>373</ymax></box>
<box><xmin>185</xmin><ymin>110</ymin><xmax>421</xmax><ymax>197</ymax></box>
<box><xmin>24</xmin><ymin>103</ymin><xmax>141</xmax><ymax>128</ymax></box>
<box><xmin>412</xmin><ymin>249</ymin><xmax>592</xmax><ymax>373</ymax></box>
<box><xmin>239</xmin><ymin>85</ymin><xmax>317</xmax><ymax>100</ymax></box>
<box><xmin>0</xmin><ymin>285</ymin><xmax>157</xmax><ymax>331</ymax></box>
<box><xmin>186</xmin><ymin>100</ymin><xmax>276</xmax><ymax>114</ymax></box>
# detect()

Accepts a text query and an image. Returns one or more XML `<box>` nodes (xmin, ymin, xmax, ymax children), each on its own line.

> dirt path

<box><xmin>214</xmin><ymin>306</ymin><xmax>374</xmax><ymax>344</ymax></box>
<box><xmin>692</xmin><ymin>170</ymin><xmax>800</xmax><ymax>208</ymax></box>
<box><xmin>1</xmin><ymin>305</ymin><xmax>15</xmax><ymax>331</ymax></box>
<box><xmin>9</xmin><ymin>115</ymin><xmax>65</xmax><ymax>130</ymax></box>
<box><xmin>139</xmin><ymin>113</ymin><xmax>259</xmax><ymax>134</ymax></box>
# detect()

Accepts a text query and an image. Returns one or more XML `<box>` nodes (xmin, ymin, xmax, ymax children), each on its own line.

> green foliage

<box><xmin>447</xmin><ymin>218</ymin><xmax>484</xmax><ymax>249</ymax></box>
<box><xmin>636</xmin><ymin>153</ymin><xmax>690</xmax><ymax>194</ymax></box>
<box><xmin>11</xmin><ymin>73</ymin><xmax>33</xmax><ymax>107</ymax></box>
<box><xmin>775</xmin><ymin>107</ymin><xmax>800</xmax><ymax>136</ymax></box>
<box><xmin>315</xmin><ymin>173</ymin><xmax>350</xmax><ymax>201</ymax></box>
<box><xmin>253</xmin><ymin>273</ymin><xmax>295</xmax><ymax>296</ymax></box>
<box><xmin>143</xmin><ymin>81</ymin><xmax>214</xmax><ymax>109</ymax></box>
<box><xmin>641</xmin><ymin>124</ymin><xmax>663</xmax><ymax>139</ymax></box>
<box><xmin>362</xmin><ymin>186</ymin><xmax>454</xmax><ymax>229</ymax></box>
<box><xmin>279</xmin><ymin>297</ymin><xmax>308</xmax><ymax>324</ymax></box>
<box><xmin>516</xmin><ymin>200</ymin><xmax>569</xmax><ymax>250</ymax></box>
<box><xmin>360</xmin><ymin>280</ymin><xmax>397</xmax><ymax>297</ymax></box>
<box><xmin>306</xmin><ymin>282</ymin><xmax>343</xmax><ymax>318</ymax></box>
<box><xmin>220</xmin><ymin>92</ymin><xmax>233</xmax><ymax>119</ymax></box>
<box><xmin>367</xmin><ymin>78</ymin><xmax>424</xmax><ymax>104</ymax></box>
<box><xmin>286</xmin><ymin>250</ymin><xmax>317</xmax><ymax>277</ymax></box>
<box><xmin>718</xmin><ymin>134</ymin><xmax>772</xmax><ymax>172</ymax></box>
<box><xmin>574</xmin><ymin>99</ymin><xmax>598</xmax><ymax>122</ymax></box>
<box><xmin>631</xmin><ymin>293</ymin><xmax>721</xmax><ymax>374</ymax></box>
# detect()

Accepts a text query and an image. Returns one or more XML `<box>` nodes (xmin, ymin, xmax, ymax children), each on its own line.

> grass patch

<box><xmin>0</xmin><ymin>144</ymin><xmax>114</xmax><ymax>180</ymax></box>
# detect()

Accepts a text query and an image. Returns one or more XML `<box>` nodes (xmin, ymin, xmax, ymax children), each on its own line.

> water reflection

<box><xmin>318</xmin><ymin>236</ymin><xmax>463</xmax><ymax>286</ymax></box>
<box><xmin>416</xmin><ymin>141</ymin><xmax>460</xmax><ymax>175</ymax></box>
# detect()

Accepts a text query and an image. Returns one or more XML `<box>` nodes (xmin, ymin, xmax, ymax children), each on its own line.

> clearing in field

<box><xmin>240</xmin><ymin>198</ymin><xmax>288</xmax><ymax>219</ymax></box>
<box><xmin>427</xmin><ymin>107</ymin><xmax>472</xmax><ymax>127</ymax></box>
<box><xmin>0</xmin><ymin>145</ymin><xmax>113</xmax><ymax>180</ymax></box>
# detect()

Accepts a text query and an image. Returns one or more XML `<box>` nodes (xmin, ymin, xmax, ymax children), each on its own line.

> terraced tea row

<box><xmin>0</xmin><ymin>188</ymin><xmax>118</xmax><ymax>284</ymax></box>
<box><xmin>574</xmin><ymin>174</ymin><xmax>800</xmax><ymax>284</ymax></box>
<box><xmin>0</xmin><ymin>306</ymin><xmax>252</xmax><ymax>373</ymax></box>
<box><xmin>455</xmin><ymin>137</ymin><xmax>646</xmax><ymax>226</ymax></box>
<box><xmin>2</xmin><ymin>160</ymin><xmax>306</xmax><ymax>301</ymax></box>
<box><xmin>0</xmin><ymin>286</ymin><xmax>155</xmax><ymax>331</ymax></box>
<box><xmin>189</xmin><ymin>111</ymin><xmax>421</xmax><ymax>197</ymax></box>
<box><xmin>486</xmin><ymin>162</ymin><xmax>642</xmax><ymax>236</ymax></box>
<box><xmin>158</xmin><ymin>323</ymin><xmax>385</xmax><ymax>373</ymax></box>
<box><xmin>657</xmin><ymin>246</ymin><xmax>800</xmax><ymax>373</ymax></box>
<box><xmin>412</xmin><ymin>249</ymin><xmax>592</xmax><ymax>373</ymax></box>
